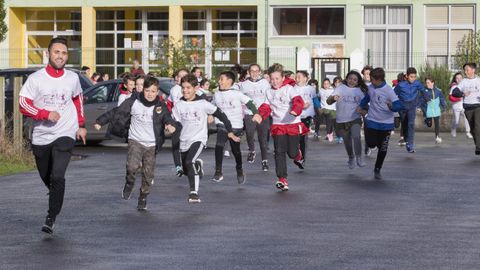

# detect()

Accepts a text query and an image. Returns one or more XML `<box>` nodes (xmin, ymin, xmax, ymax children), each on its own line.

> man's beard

<box><xmin>49</xmin><ymin>58</ymin><xmax>65</xmax><ymax>70</ymax></box>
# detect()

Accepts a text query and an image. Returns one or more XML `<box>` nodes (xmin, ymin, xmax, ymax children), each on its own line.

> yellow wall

<box><xmin>168</xmin><ymin>6</ymin><xmax>183</xmax><ymax>45</ymax></box>
<box><xmin>81</xmin><ymin>6</ymin><xmax>96</xmax><ymax>69</ymax></box>
<box><xmin>9</xmin><ymin>8</ymin><xmax>26</xmax><ymax>68</ymax></box>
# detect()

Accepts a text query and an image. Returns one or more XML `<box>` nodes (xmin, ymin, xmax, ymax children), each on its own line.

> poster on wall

<box><xmin>312</xmin><ymin>43</ymin><xmax>344</xmax><ymax>58</ymax></box>
<box><xmin>132</xmin><ymin>41</ymin><xmax>142</xmax><ymax>49</ymax></box>
<box><xmin>124</xmin><ymin>38</ymin><xmax>132</xmax><ymax>49</ymax></box>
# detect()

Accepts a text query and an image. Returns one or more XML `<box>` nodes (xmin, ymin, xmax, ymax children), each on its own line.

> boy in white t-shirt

<box><xmin>117</xmin><ymin>74</ymin><xmax>136</xmax><ymax>106</ymax></box>
<box><xmin>95</xmin><ymin>77</ymin><xmax>176</xmax><ymax>210</ymax></box>
<box><xmin>172</xmin><ymin>74</ymin><xmax>240</xmax><ymax>203</ymax></box>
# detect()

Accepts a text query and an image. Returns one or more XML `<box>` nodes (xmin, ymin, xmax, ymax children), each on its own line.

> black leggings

<box><xmin>215</xmin><ymin>125</ymin><xmax>243</xmax><ymax>172</ymax></box>
<box><xmin>299</xmin><ymin>117</ymin><xmax>312</xmax><ymax>160</ymax></box>
<box><xmin>425</xmin><ymin>117</ymin><xmax>440</xmax><ymax>137</ymax></box>
<box><xmin>365</xmin><ymin>128</ymin><xmax>391</xmax><ymax>170</ymax></box>
<box><xmin>31</xmin><ymin>137</ymin><xmax>75</xmax><ymax>220</ymax></box>
<box><xmin>273</xmin><ymin>134</ymin><xmax>300</xmax><ymax>178</ymax></box>
<box><xmin>244</xmin><ymin>115</ymin><xmax>270</xmax><ymax>160</ymax></box>
<box><xmin>171</xmin><ymin>127</ymin><xmax>182</xmax><ymax>167</ymax></box>
<box><xmin>181</xmin><ymin>141</ymin><xmax>203</xmax><ymax>192</ymax></box>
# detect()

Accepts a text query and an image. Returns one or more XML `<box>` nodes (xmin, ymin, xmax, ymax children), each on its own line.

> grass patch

<box><xmin>0</xmin><ymin>134</ymin><xmax>36</xmax><ymax>176</ymax></box>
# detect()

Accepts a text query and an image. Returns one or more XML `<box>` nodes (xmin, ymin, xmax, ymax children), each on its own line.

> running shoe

<box><xmin>41</xmin><ymin>216</ymin><xmax>55</xmax><ymax>234</ymax></box>
<box><xmin>261</xmin><ymin>160</ymin><xmax>269</xmax><ymax>171</ymax></box>
<box><xmin>247</xmin><ymin>151</ymin><xmax>256</xmax><ymax>163</ymax></box>
<box><xmin>188</xmin><ymin>192</ymin><xmax>201</xmax><ymax>203</ymax></box>
<box><xmin>275</xmin><ymin>178</ymin><xmax>289</xmax><ymax>191</ymax></box>
<box><xmin>212</xmin><ymin>170</ymin><xmax>224</xmax><ymax>182</ymax></box>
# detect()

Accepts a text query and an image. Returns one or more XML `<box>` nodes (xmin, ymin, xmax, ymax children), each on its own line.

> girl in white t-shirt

<box><xmin>318</xmin><ymin>78</ymin><xmax>336</xmax><ymax>142</ymax></box>
<box><xmin>327</xmin><ymin>71</ymin><xmax>367</xmax><ymax>169</ymax></box>
<box><xmin>449</xmin><ymin>72</ymin><xmax>472</xmax><ymax>138</ymax></box>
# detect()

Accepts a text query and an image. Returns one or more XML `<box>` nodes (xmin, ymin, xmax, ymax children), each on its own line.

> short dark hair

<box><xmin>220</xmin><ymin>71</ymin><xmax>236</xmax><ymax>83</ymax></box>
<box><xmin>81</xmin><ymin>66</ymin><xmax>90</xmax><ymax>71</ymax></box>
<box><xmin>123</xmin><ymin>73</ymin><xmax>136</xmax><ymax>84</ymax></box>
<box><xmin>361</xmin><ymin>65</ymin><xmax>373</xmax><ymax>75</ymax></box>
<box><xmin>296</xmin><ymin>70</ymin><xmax>309</xmax><ymax>78</ymax></box>
<box><xmin>463</xmin><ymin>62</ymin><xmax>477</xmax><ymax>70</ymax></box>
<box><xmin>181</xmin><ymin>74</ymin><xmax>199</xmax><ymax>87</ymax></box>
<box><xmin>191</xmin><ymin>66</ymin><xmax>202</xmax><ymax>74</ymax></box>
<box><xmin>424</xmin><ymin>75</ymin><xmax>435</xmax><ymax>83</ymax></box>
<box><xmin>370</xmin><ymin>68</ymin><xmax>386</xmax><ymax>82</ymax></box>
<box><xmin>135</xmin><ymin>74</ymin><xmax>146</xmax><ymax>81</ymax></box>
<box><xmin>284</xmin><ymin>70</ymin><xmax>294</xmax><ymax>77</ymax></box>
<box><xmin>48</xmin><ymin>37</ymin><xmax>68</xmax><ymax>51</ymax></box>
<box><xmin>173</xmin><ymin>68</ymin><xmax>190</xmax><ymax>79</ymax></box>
<box><xmin>199</xmin><ymin>78</ymin><xmax>209</xmax><ymax>88</ymax></box>
<box><xmin>406</xmin><ymin>67</ymin><xmax>417</xmax><ymax>75</ymax></box>
<box><xmin>143</xmin><ymin>76</ymin><xmax>159</xmax><ymax>89</ymax></box>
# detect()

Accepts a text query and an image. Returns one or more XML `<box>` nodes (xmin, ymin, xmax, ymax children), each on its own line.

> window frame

<box><xmin>270</xmin><ymin>5</ymin><xmax>346</xmax><ymax>38</ymax></box>
<box><xmin>362</xmin><ymin>5</ymin><xmax>412</xmax><ymax>71</ymax></box>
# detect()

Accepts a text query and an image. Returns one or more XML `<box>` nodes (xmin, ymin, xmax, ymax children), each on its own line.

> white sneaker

<box><xmin>224</xmin><ymin>150</ymin><xmax>230</xmax><ymax>157</ymax></box>
<box><xmin>451</xmin><ymin>129</ymin><xmax>457</xmax><ymax>137</ymax></box>
<box><xmin>467</xmin><ymin>132</ymin><xmax>473</xmax><ymax>139</ymax></box>
<box><xmin>435</xmin><ymin>136</ymin><xmax>442</xmax><ymax>144</ymax></box>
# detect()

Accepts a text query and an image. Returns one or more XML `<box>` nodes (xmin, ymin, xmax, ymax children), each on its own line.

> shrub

<box><xmin>418</xmin><ymin>63</ymin><xmax>452</xmax><ymax>108</ymax></box>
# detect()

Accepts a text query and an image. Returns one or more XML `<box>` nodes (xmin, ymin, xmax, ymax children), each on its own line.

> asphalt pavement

<box><xmin>1</xmin><ymin>132</ymin><xmax>479</xmax><ymax>270</ymax></box>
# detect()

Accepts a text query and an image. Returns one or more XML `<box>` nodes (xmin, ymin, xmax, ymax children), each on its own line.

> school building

<box><xmin>2</xmin><ymin>0</ymin><xmax>479</xmax><ymax>79</ymax></box>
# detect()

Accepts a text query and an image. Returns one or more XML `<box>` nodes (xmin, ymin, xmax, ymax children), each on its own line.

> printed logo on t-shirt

<box><xmin>42</xmin><ymin>90</ymin><xmax>71</xmax><ymax>111</ymax></box>
<box><xmin>179</xmin><ymin>111</ymin><xmax>202</xmax><ymax>125</ymax></box>
<box><xmin>339</xmin><ymin>95</ymin><xmax>363</xmax><ymax>104</ymax></box>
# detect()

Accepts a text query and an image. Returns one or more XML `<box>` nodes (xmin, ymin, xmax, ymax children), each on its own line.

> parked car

<box><xmin>0</xmin><ymin>67</ymin><xmax>93</xmax><ymax>141</ymax></box>
<box><xmin>83</xmin><ymin>77</ymin><xmax>176</xmax><ymax>144</ymax></box>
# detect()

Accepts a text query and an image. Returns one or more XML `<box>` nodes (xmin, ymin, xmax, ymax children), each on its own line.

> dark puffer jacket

<box><xmin>96</xmin><ymin>95</ymin><xmax>175</xmax><ymax>152</ymax></box>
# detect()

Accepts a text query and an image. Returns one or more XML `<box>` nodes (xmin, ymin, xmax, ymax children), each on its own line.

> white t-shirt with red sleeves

<box><xmin>19</xmin><ymin>68</ymin><xmax>82</xmax><ymax>145</ymax></box>
<box><xmin>212</xmin><ymin>89</ymin><xmax>252</xmax><ymax>129</ymax></box>
<box><xmin>331</xmin><ymin>84</ymin><xmax>365</xmax><ymax>123</ymax></box>
<box><xmin>295</xmin><ymin>84</ymin><xmax>316</xmax><ymax>118</ymax></box>
<box><xmin>172</xmin><ymin>99</ymin><xmax>218</xmax><ymax>151</ymax></box>
<box><xmin>238</xmin><ymin>78</ymin><xmax>270</xmax><ymax>115</ymax></box>
<box><xmin>264</xmin><ymin>84</ymin><xmax>302</xmax><ymax>125</ymax></box>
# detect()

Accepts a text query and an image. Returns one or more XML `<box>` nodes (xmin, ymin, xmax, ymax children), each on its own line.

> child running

<box><xmin>258</xmin><ymin>63</ymin><xmax>307</xmax><ymax>191</ymax></box>
<box><xmin>358</xmin><ymin>68</ymin><xmax>403</xmax><ymax>179</ymax></box>
<box><xmin>295</xmin><ymin>70</ymin><xmax>317</xmax><ymax>168</ymax></box>
<box><xmin>237</xmin><ymin>64</ymin><xmax>271</xmax><ymax>171</ymax></box>
<box><xmin>452</xmin><ymin>63</ymin><xmax>480</xmax><ymax>155</ymax></box>
<box><xmin>449</xmin><ymin>72</ymin><xmax>473</xmax><ymax>139</ymax></box>
<box><xmin>420</xmin><ymin>76</ymin><xmax>446</xmax><ymax>143</ymax></box>
<box><xmin>212</xmin><ymin>71</ymin><xmax>262</xmax><ymax>183</ymax></box>
<box><xmin>172</xmin><ymin>74</ymin><xmax>240</xmax><ymax>203</ymax></box>
<box><xmin>95</xmin><ymin>76</ymin><xmax>176</xmax><ymax>210</ymax></box>
<box><xmin>318</xmin><ymin>78</ymin><xmax>336</xmax><ymax>142</ymax></box>
<box><xmin>117</xmin><ymin>74</ymin><xmax>136</xmax><ymax>106</ymax></box>
<box><xmin>327</xmin><ymin>70</ymin><xmax>367</xmax><ymax>169</ymax></box>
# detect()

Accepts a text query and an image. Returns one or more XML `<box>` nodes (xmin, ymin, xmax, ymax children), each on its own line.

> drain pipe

<box><xmin>265</xmin><ymin>0</ymin><xmax>269</xmax><ymax>68</ymax></box>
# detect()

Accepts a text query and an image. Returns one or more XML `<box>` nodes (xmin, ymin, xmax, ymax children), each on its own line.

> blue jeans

<box><xmin>399</xmin><ymin>101</ymin><xmax>417</xmax><ymax>149</ymax></box>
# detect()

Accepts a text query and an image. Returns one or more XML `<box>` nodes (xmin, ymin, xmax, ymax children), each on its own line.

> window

<box><xmin>272</xmin><ymin>6</ymin><xmax>345</xmax><ymax>36</ymax></box>
<box><xmin>84</xmin><ymin>84</ymin><xmax>116</xmax><ymax>105</ymax></box>
<box><xmin>25</xmin><ymin>9</ymin><xmax>81</xmax><ymax>67</ymax></box>
<box><xmin>183</xmin><ymin>11</ymin><xmax>206</xmax><ymax>31</ymax></box>
<box><xmin>425</xmin><ymin>5</ymin><xmax>475</xmax><ymax>69</ymax></box>
<box><xmin>364</xmin><ymin>6</ymin><xmax>411</xmax><ymax>70</ymax></box>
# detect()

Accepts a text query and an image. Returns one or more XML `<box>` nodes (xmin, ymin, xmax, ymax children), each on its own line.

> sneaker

<box><xmin>348</xmin><ymin>157</ymin><xmax>355</xmax><ymax>169</ymax></box>
<box><xmin>247</xmin><ymin>151</ymin><xmax>256</xmax><ymax>163</ymax></box>
<box><xmin>327</xmin><ymin>133</ymin><xmax>334</xmax><ymax>142</ymax></box>
<box><xmin>398</xmin><ymin>138</ymin><xmax>406</xmax><ymax>146</ymax></box>
<box><xmin>137</xmin><ymin>194</ymin><xmax>147</xmax><ymax>211</ymax></box>
<box><xmin>467</xmin><ymin>132</ymin><xmax>473</xmax><ymax>139</ymax></box>
<box><xmin>195</xmin><ymin>159</ymin><xmax>204</xmax><ymax>179</ymax></box>
<box><xmin>261</xmin><ymin>160</ymin><xmax>269</xmax><ymax>171</ymax></box>
<box><xmin>475</xmin><ymin>150</ymin><xmax>480</xmax><ymax>155</ymax></box>
<box><xmin>175</xmin><ymin>165</ymin><xmax>184</xmax><ymax>177</ymax></box>
<box><xmin>337</xmin><ymin>137</ymin><xmax>344</xmax><ymax>144</ymax></box>
<box><xmin>435</xmin><ymin>136</ymin><xmax>442</xmax><ymax>144</ymax></box>
<box><xmin>390</xmin><ymin>130</ymin><xmax>395</xmax><ymax>135</ymax></box>
<box><xmin>188</xmin><ymin>192</ymin><xmax>201</xmax><ymax>203</ymax></box>
<box><xmin>356</xmin><ymin>156</ymin><xmax>366</xmax><ymax>167</ymax></box>
<box><xmin>451</xmin><ymin>129</ymin><xmax>457</xmax><ymax>137</ymax></box>
<box><xmin>293</xmin><ymin>159</ymin><xmax>305</xmax><ymax>170</ymax></box>
<box><xmin>122</xmin><ymin>183</ymin><xmax>134</xmax><ymax>200</ymax></box>
<box><xmin>275</xmin><ymin>178</ymin><xmax>289</xmax><ymax>191</ymax></box>
<box><xmin>212</xmin><ymin>170</ymin><xmax>224</xmax><ymax>182</ymax></box>
<box><xmin>365</xmin><ymin>147</ymin><xmax>372</xmax><ymax>156</ymax></box>
<box><xmin>374</xmin><ymin>168</ymin><xmax>382</xmax><ymax>180</ymax></box>
<box><xmin>41</xmin><ymin>216</ymin><xmax>55</xmax><ymax>234</ymax></box>
<box><xmin>406</xmin><ymin>144</ymin><xmax>415</xmax><ymax>153</ymax></box>
<box><xmin>313</xmin><ymin>133</ymin><xmax>320</xmax><ymax>141</ymax></box>
<box><xmin>236</xmin><ymin>168</ymin><xmax>246</xmax><ymax>184</ymax></box>
<box><xmin>224</xmin><ymin>150</ymin><xmax>230</xmax><ymax>157</ymax></box>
